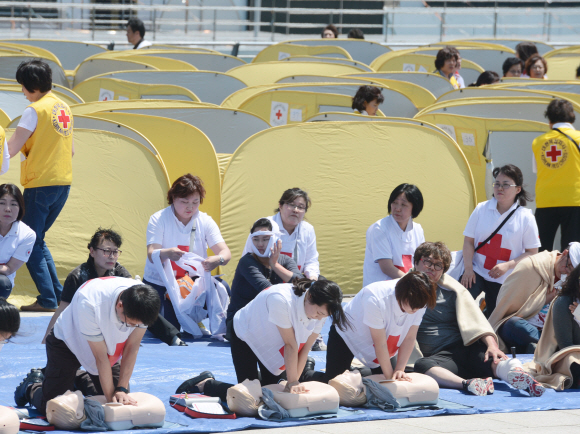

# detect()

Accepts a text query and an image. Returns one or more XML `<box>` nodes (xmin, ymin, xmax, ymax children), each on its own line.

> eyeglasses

<box><xmin>421</xmin><ymin>258</ymin><xmax>444</xmax><ymax>271</ymax></box>
<box><xmin>531</xmin><ymin>65</ymin><xmax>545</xmax><ymax>70</ymax></box>
<box><xmin>121</xmin><ymin>312</ymin><xmax>147</xmax><ymax>329</ymax></box>
<box><xmin>285</xmin><ymin>202</ymin><xmax>307</xmax><ymax>212</ymax></box>
<box><xmin>95</xmin><ymin>248</ymin><xmax>122</xmax><ymax>258</ymax></box>
<box><xmin>492</xmin><ymin>182</ymin><xmax>517</xmax><ymax>190</ymax></box>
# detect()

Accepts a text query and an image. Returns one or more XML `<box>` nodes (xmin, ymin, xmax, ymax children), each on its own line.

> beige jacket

<box><xmin>488</xmin><ymin>251</ymin><xmax>559</xmax><ymax>352</ymax></box>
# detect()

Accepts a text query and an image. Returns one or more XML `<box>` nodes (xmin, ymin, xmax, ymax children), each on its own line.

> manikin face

<box><xmin>304</xmin><ymin>297</ymin><xmax>329</xmax><ymax>321</ymax></box>
<box><xmin>0</xmin><ymin>194</ymin><xmax>18</xmax><ymax>228</ymax></box>
<box><xmin>89</xmin><ymin>239</ymin><xmax>120</xmax><ymax>273</ymax></box>
<box><xmin>279</xmin><ymin>196</ymin><xmax>307</xmax><ymax>230</ymax></box>
<box><xmin>493</xmin><ymin>173</ymin><xmax>521</xmax><ymax>207</ymax></box>
<box><xmin>363</xmin><ymin>99</ymin><xmax>380</xmax><ymax>116</ymax></box>
<box><xmin>415</xmin><ymin>255</ymin><xmax>445</xmax><ymax>283</ymax></box>
<box><xmin>251</xmin><ymin>226</ymin><xmax>272</xmax><ymax>255</ymax></box>
<box><xmin>390</xmin><ymin>193</ymin><xmax>413</xmax><ymax>228</ymax></box>
<box><xmin>172</xmin><ymin>192</ymin><xmax>200</xmax><ymax>224</ymax></box>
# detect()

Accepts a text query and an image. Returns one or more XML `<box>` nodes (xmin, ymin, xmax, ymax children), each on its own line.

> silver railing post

<box><xmin>213</xmin><ymin>9</ymin><xmax>217</xmax><ymax>41</ymax></box>
<box><xmin>153</xmin><ymin>8</ymin><xmax>156</xmax><ymax>40</ymax></box>
<box><xmin>493</xmin><ymin>3</ymin><xmax>498</xmax><ymax>38</ymax></box>
<box><xmin>27</xmin><ymin>6</ymin><xmax>31</xmax><ymax>38</ymax></box>
<box><xmin>547</xmin><ymin>10</ymin><xmax>552</xmax><ymax>42</ymax></box>
<box><xmin>253</xmin><ymin>0</ymin><xmax>261</xmax><ymax>39</ymax></box>
<box><xmin>286</xmin><ymin>0</ymin><xmax>290</xmax><ymax>35</ymax></box>
<box><xmin>91</xmin><ymin>7</ymin><xmax>95</xmax><ymax>40</ymax></box>
<box><xmin>383</xmin><ymin>9</ymin><xmax>387</xmax><ymax>42</ymax></box>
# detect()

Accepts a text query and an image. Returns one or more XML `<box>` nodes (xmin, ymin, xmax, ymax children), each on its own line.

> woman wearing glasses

<box><xmin>461</xmin><ymin>164</ymin><xmax>540</xmax><ymax>317</ymax></box>
<box><xmin>523</xmin><ymin>55</ymin><xmax>548</xmax><ymax>79</ymax></box>
<box><xmin>0</xmin><ymin>183</ymin><xmax>36</xmax><ymax>300</ymax></box>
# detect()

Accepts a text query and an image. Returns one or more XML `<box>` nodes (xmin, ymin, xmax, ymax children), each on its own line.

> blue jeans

<box><xmin>499</xmin><ymin>316</ymin><xmax>541</xmax><ymax>354</ymax></box>
<box><xmin>22</xmin><ymin>185</ymin><xmax>70</xmax><ymax>309</ymax></box>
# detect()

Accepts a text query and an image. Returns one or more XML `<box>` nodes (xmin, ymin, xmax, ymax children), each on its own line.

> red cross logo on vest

<box><xmin>279</xmin><ymin>343</ymin><xmax>306</xmax><ymax>370</ymax></box>
<box><xmin>373</xmin><ymin>335</ymin><xmax>400</xmax><ymax>363</ymax></box>
<box><xmin>476</xmin><ymin>234</ymin><xmax>512</xmax><ymax>270</ymax></box>
<box><xmin>546</xmin><ymin>145</ymin><xmax>562</xmax><ymax>163</ymax></box>
<box><xmin>58</xmin><ymin>110</ymin><xmax>70</xmax><ymax>129</ymax></box>
<box><xmin>108</xmin><ymin>341</ymin><xmax>127</xmax><ymax>366</ymax></box>
<box><xmin>171</xmin><ymin>245</ymin><xmax>190</xmax><ymax>278</ymax></box>
<box><xmin>394</xmin><ymin>255</ymin><xmax>413</xmax><ymax>273</ymax></box>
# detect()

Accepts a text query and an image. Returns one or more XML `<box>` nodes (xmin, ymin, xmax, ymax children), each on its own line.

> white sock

<box><xmin>496</xmin><ymin>358</ymin><xmax>523</xmax><ymax>382</ymax></box>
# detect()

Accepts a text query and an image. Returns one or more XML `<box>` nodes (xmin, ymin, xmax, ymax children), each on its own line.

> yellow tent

<box><xmin>70</xmin><ymin>99</ymin><xmax>211</xmax><ymax>116</ymax></box>
<box><xmin>0</xmin><ymin>108</ymin><xmax>9</xmax><ymax>128</ymax></box>
<box><xmin>2</xmin><ymin>127</ymin><xmax>169</xmax><ymax>307</ymax></box>
<box><xmin>428</xmin><ymin>41</ymin><xmax>513</xmax><ymax>51</ymax></box>
<box><xmin>545</xmin><ymin>55</ymin><xmax>580</xmax><ymax>80</ymax></box>
<box><xmin>458</xmin><ymin>39</ymin><xmax>554</xmax><ymax>55</ymax></box>
<box><xmin>284</xmin><ymin>38</ymin><xmax>391</xmax><ymax>65</ymax></box>
<box><xmin>0</xmin><ymin>42</ymin><xmax>62</xmax><ymax>66</ymax></box>
<box><xmin>0</xmin><ymin>54</ymin><xmax>69</xmax><ymax>88</ymax></box>
<box><xmin>544</xmin><ymin>46</ymin><xmax>580</xmax><ymax>59</ymax></box>
<box><xmin>253</xmin><ymin>43</ymin><xmax>352</xmax><ymax>63</ymax></box>
<box><xmin>437</xmin><ymin>86</ymin><xmax>580</xmax><ymax>106</ymax></box>
<box><xmin>226</xmin><ymin>61</ymin><xmax>371</xmax><ymax>87</ymax></box>
<box><xmin>220</xmin><ymin>121</ymin><xmax>476</xmax><ymax>293</ymax></box>
<box><xmin>281</xmin><ymin>56</ymin><xmax>373</xmax><ymax>72</ymax></box>
<box><xmin>73</xmin><ymin>77</ymin><xmax>200</xmax><ymax>102</ymax></box>
<box><xmin>142</xmin><ymin>45</ymin><xmax>220</xmax><ymax>53</ymax></box>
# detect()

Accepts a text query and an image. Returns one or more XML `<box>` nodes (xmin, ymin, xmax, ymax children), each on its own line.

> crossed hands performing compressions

<box><xmin>162</xmin><ymin>247</ymin><xmax>221</xmax><ymax>272</ymax></box>
<box><xmin>112</xmin><ymin>391</ymin><xmax>138</xmax><ymax>406</ymax></box>
<box><xmin>284</xmin><ymin>381</ymin><xmax>310</xmax><ymax>394</ymax></box>
<box><xmin>392</xmin><ymin>370</ymin><xmax>412</xmax><ymax>382</ymax></box>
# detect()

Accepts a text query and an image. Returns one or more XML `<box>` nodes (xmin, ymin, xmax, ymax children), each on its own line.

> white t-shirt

<box><xmin>18</xmin><ymin>107</ymin><xmax>38</xmax><ymax>133</ymax></box>
<box><xmin>135</xmin><ymin>39</ymin><xmax>153</xmax><ymax>49</ymax></box>
<box><xmin>1</xmin><ymin>138</ymin><xmax>9</xmax><ymax>175</ymax></box>
<box><xmin>337</xmin><ymin>279</ymin><xmax>425</xmax><ymax>368</ymax></box>
<box><xmin>0</xmin><ymin>221</ymin><xmax>35</xmax><ymax>287</ymax></box>
<box><xmin>234</xmin><ymin>283</ymin><xmax>325</xmax><ymax>375</ymax></box>
<box><xmin>362</xmin><ymin>215</ymin><xmax>425</xmax><ymax>287</ymax></box>
<box><xmin>53</xmin><ymin>277</ymin><xmax>139</xmax><ymax>375</ymax></box>
<box><xmin>463</xmin><ymin>198</ymin><xmax>541</xmax><ymax>284</ymax></box>
<box><xmin>143</xmin><ymin>206</ymin><xmax>224</xmax><ymax>286</ymax></box>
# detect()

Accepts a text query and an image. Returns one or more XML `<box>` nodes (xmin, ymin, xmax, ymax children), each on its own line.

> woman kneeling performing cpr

<box><xmin>176</xmin><ymin>278</ymin><xmax>350</xmax><ymax>400</ymax></box>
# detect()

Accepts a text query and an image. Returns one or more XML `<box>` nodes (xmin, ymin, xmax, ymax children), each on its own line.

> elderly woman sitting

<box><xmin>434</xmin><ymin>46</ymin><xmax>459</xmax><ymax>89</ymax></box>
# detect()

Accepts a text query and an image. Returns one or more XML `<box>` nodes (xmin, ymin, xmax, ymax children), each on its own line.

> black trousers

<box><xmin>303</xmin><ymin>325</ymin><xmax>381</xmax><ymax>384</ymax></box>
<box><xmin>535</xmin><ymin>206</ymin><xmax>580</xmax><ymax>252</ymax></box>
<box><xmin>31</xmin><ymin>331</ymin><xmax>121</xmax><ymax>415</ymax></box>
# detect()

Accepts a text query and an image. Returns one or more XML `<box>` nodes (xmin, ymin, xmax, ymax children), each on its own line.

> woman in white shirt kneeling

<box><xmin>175</xmin><ymin>278</ymin><xmax>350</xmax><ymax>401</ymax></box>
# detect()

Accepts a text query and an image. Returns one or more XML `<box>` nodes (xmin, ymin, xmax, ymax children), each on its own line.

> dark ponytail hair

<box><xmin>395</xmin><ymin>271</ymin><xmax>437</xmax><ymax>310</ymax></box>
<box><xmin>251</xmin><ymin>218</ymin><xmax>273</xmax><ymax>233</ymax></box>
<box><xmin>292</xmin><ymin>277</ymin><xmax>352</xmax><ymax>332</ymax></box>
<box><xmin>0</xmin><ymin>298</ymin><xmax>20</xmax><ymax>337</ymax></box>
<box><xmin>492</xmin><ymin>164</ymin><xmax>532</xmax><ymax>206</ymax></box>
<box><xmin>560</xmin><ymin>263</ymin><xmax>580</xmax><ymax>301</ymax></box>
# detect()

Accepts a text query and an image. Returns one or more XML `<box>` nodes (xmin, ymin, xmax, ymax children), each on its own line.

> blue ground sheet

<box><xmin>2</xmin><ymin>316</ymin><xmax>580</xmax><ymax>433</ymax></box>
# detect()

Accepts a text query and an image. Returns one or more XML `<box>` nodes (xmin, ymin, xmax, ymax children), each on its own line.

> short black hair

<box><xmin>251</xmin><ymin>218</ymin><xmax>273</xmax><ymax>233</ymax></box>
<box><xmin>120</xmin><ymin>284</ymin><xmax>160</xmax><ymax>326</ymax></box>
<box><xmin>0</xmin><ymin>298</ymin><xmax>20</xmax><ymax>337</ymax></box>
<box><xmin>388</xmin><ymin>183</ymin><xmax>424</xmax><ymax>218</ymax></box>
<box><xmin>502</xmin><ymin>57</ymin><xmax>524</xmax><ymax>76</ymax></box>
<box><xmin>16</xmin><ymin>60</ymin><xmax>52</xmax><ymax>93</ymax></box>
<box><xmin>275</xmin><ymin>187</ymin><xmax>312</xmax><ymax>213</ymax></box>
<box><xmin>545</xmin><ymin>98</ymin><xmax>575</xmax><ymax>124</ymax></box>
<box><xmin>434</xmin><ymin>46</ymin><xmax>458</xmax><ymax>71</ymax></box>
<box><xmin>474</xmin><ymin>70</ymin><xmax>499</xmax><ymax>87</ymax></box>
<box><xmin>127</xmin><ymin>17</ymin><xmax>146</xmax><ymax>38</ymax></box>
<box><xmin>352</xmin><ymin>85</ymin><xmax>384</xmax><ymax>112</ymax></box>
<box><xmin>88</xmin><ymin>227</ymin><xmax>123</xmax><ymax>250</ymax></box>
<box><xmin>576</xmin><ymin>64</ymin><xmax>580</xmax><ymax>79</ymax></box>
<box><xmin>0</xmin><ymin>184</ymin><xmax>25</xmax><ymax>221</ymax></box>
<box><xmin>348</xmin><ymin>28</ymin><xmax>364</xmax><ymax>39</ymax></box>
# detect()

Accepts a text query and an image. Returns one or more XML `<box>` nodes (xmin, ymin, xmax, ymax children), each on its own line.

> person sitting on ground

<box><xmin>0</xmin><ymin>184</ymin><xmax>35</xmax><ymax>300</ymax></box>
<box><xmin>0</xmin><ymin>297</ymin><xmax>20</xmax><ymax>354</ymax></box>
<box><xmin>412</xmin><ymin>242</ymin><xmax>545</xmax><ymax>397</ymax></box>
<box><xmin>348</xmin><ymin>28</ymin><xmax>364</xmax><ymax>39</ymax></box>
<box><xmin>450</xmin><ymin>47</ymin><xmax>465</xmax><ymax>89</ymax></box>
<box><xmin>524</xmin><ymin>54</ymin><xmax>548</xmax><ymax>79</ymax></box>
<box><xmin>470</xmin><ymin>71</ymin><xmax>500</xmax><ymax>87</ymax></box>
<box><xmin>530</xmin><ymin>259</ymin><xmax>580</xmax><ymax>390</ymax></box>
<box><xmin>352</xmin><ymin>85</ymin><xmax>384</xmax><ymax>116</ymax></box>
<box><xmin>321</xmin><ymin>24</ymin><xmax>338</xmax><ymax>38</ymax></box>
<box><xmin>126</xmin><ymin>17</ymin><xmax>152</xmax><ymax>49</ymax></box>
<box><xmin>460</xmin><ymin>164</ymin><xmax>540</xmax><ymax>317</ymax></box>
<box><xmin>175</xmin><ymin>279</ymin><xmax>349</xmax><ymax>402</ymax></box>
<box><xmin>363</xmin><ymin>183</ymin><xmax>425</xmax><ymax>287</ymax></box>
<box><xmin>14</xmin><ymin>277</ymin><xmax>160</xmax><ymax>414</ymax></box>
<box><xmin>226</xmin><ymin>217</ymin><xmax>302</xmax><ymax>332</ymax></box>
<box><xmin>434</xmin><ymin>46</ymin><xmax>459</xmax><ymax>89</ymax></box>
<box><xmin>516</xmin><ymin>41</ymin><xmax>539</xmax><ymax>64</ymax></box>
<box><xmin>503</xmin><ymin>57</ymin><xmax>524</xmax><ymax>78</ymax></box>
<box><xmin>489</xmin><ymin>243</ymin><xmax>579</xmax><ymax>355</ymax></box>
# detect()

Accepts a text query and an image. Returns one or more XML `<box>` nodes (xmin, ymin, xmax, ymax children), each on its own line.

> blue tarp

<box><xmin>1</xmin><ymin>316</ymin><xmax>579</xmax><ymax>434</ymax></box>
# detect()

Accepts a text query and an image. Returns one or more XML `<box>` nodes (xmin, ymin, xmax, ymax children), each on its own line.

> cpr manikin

<box><xmin>46</xmin><ymin>391</ymin><xmax>165</xmax><ymax>431</ymax></box>
<box><xmin>329</xmin><ymin>370</ymin><xmax>439</xmax><ymax>407</ymax></box>
<box><xmin>226</xmin><ymin>379</ymin><xmax>339</xmax><ymax>418</ymax></box>
<box><xmin>0</xmin><ymin>406</ymin><xmax>19</xmax><ymax>434</ymax></box>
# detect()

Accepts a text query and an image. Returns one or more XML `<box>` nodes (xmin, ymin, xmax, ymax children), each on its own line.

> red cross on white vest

<box><xmin>373</xmin><ymin>335</ymin><xmax>400</xmax><ymax>363</ymax></box>
<box><xmin>546</xmin><ymin>145</ymin><xmax>562</xmax><ymax>162</ymax></box>
<box><xmin>476</xmin><ymin>234</ymin><xmax>512</xmax><ymax>270</ymax></box>
<box><xmin>58</xmin><ymin>110</ymin><xmax>70</xmax><ymax>129</ymax></box>
<box><xmin>394</xmin><ymin>255</ymin><xmax>413</xmax><ymax>273</ymax></box>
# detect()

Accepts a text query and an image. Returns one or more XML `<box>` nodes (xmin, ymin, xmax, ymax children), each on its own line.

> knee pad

<box><xmin>87</xmin><ymin>393</ymin><xmax>165</xmax><ymax>431</ymax></box>
<box><xmin>263</xmin><ymin>381</ymin><xmax>339</xmax><ymax>418</ymax></box>
<box><xmin>46</xmin><ymin>390</ymin><xmax>87</xmax><ymax>430</ymax></box>
<box><xmin>366</xmin><ymin>373</ymin><xmax>439</xmax><ymax>407</ymax></box>
<box><xmin>226</xmin><ymin>379</ymin><xmax>263</xmax><ymax>417</ymax></box>
<box><xmin>0</xmin><ymin>406</ymin><xmax>20</xmax><ymax>434</ymax></box>
<box><xmin>329</xmin><ymin>370</ymin><xmax>367</xmax><ymax>407</ymax></box>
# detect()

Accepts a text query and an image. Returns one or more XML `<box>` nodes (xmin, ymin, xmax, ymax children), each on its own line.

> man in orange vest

<box><xmin>7</xmin><ymin>60</ymin><xmax>73</xmax><ymax>312</ymax></box>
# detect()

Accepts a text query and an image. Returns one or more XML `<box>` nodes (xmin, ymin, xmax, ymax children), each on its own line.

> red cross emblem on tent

<box><xmin>58</xmin><ymin>110</ymin><xmax>70</xmax><ymax>129</ymax></box>
<box><xmin>476</xmin><ymin>234</ymin><xmax>511</xmax><ymax>270</ymax></box>
<box><xmin>545</xmin><ymin>145</ymin><xmax>562</xmax><ymax>163</ymax></box>
<box><xmin>394</xmin><ymin>255</ymin><xmax>413</xmax><ymax>273</ymax></box>
<box><xmin>275</xmin><ymin>110</ymin><xmax>283</xmax><ymax>120</ymax></box>
<box><xmin>373</xmin><ymin>335</ymin><xmax>400</xmax><ymax>363</ymax></box>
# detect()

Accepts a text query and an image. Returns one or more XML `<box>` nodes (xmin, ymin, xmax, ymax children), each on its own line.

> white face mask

<box><xmin>250</xmin><ymin>231</ymin><xmax>279</xmax><ymax>258</ymax></box>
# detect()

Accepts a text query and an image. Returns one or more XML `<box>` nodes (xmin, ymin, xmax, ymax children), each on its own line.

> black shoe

<box><xmin>305</xmin><ymin>356</ymin><xmax>316</xmax><ymax>373</ymax></box>
<box><xmin>15</xmin><ymin>368</ymin><xmax>44</xmax><ymax>407</ymax></box>
<box><xmin>175</xmin><ymin>371</ymin><xmax>214</xmax><ymax>394</ymax></box>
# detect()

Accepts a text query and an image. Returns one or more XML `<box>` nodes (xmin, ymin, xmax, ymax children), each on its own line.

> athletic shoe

<box><xmin>462</xmin><ymin>378</ymin><xmax>487</xmax><ymax>396</ymax></box>
<box><xmin>311</xmin><ymin>334</ymin><xmax>327</xmax><ymax>351</ymax></box>
<box><xmin>170</xmin><ymin>335</ymin><xmax>188</xmax><ymax>346</ymax></box>
<box><xmin>506</xmin><ymin>367</ymin><xmax>545</xmax><ymax>397</ymax></box>
<box><xmin>20</xmin><ymin>301</ymin><xmax>56</xmax><ymax>312</ymax></box>
<box><xmin>197</xmin><ymin>322</ymin><xmax>211</xmax><ymax>337</ymax></box>
<box><xmin>484</xmin><ymin>377</ymin><xmax>495</xmax><ymax>395</ymax></box>
<box><xmin>304</xmin><ymin>356</ymin><xmax>316</xmax><ymax>373</ymax></box>
<box><xmin>175</xmin><ymin>371</ymin><xmax>214</xmax><ymax>394</ymax></box>
<box><xmin>15</xmin><ymin>368</ymin><xmax>44</xmax><ymax>406</ymax></box>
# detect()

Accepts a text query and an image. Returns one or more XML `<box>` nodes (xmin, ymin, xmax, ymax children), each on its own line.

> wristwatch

<box><xmin>219</xmin><ymin>255</ymin><xmax>225</xmax><ymax>265</ymax></box>
<box><xmin>115</xmin><ymin>386</ymin><xmax>129</xmax><ymax>394</ymax></box>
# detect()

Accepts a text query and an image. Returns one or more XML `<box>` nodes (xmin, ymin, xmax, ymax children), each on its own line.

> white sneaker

<box><xmin>198</xmin><ymin>322</ymin><xmax>211</xmax><ymax>336</ymax></box>
<box><xmin>507</xmin><ymin>367</ymin><xmax>545</xmax><ymax>397</ymax></box>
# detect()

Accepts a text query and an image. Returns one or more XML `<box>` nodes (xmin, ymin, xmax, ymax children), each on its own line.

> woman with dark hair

<box><xmin>226</xmin><ymin>218</ymin><xmax>302</xmax><ymax>325</ymax></box>
<box><xmin>0</xmin><ymin>184</ymin><xmax>36</xmax><ymax>299</ymax></box>
<box><xmin>434</xmin><ymin>46</ymin><xmax>459</xmax><ymax>89</ymax></box>
<box><xmin>322</xmin><ymin>24</ymin><xmax>338</xmax><ymax>38</ymax></box>
<box><xmin>175</xmin><ymin>278</ymin><xmax>349</xmax><ymax>400</ymax></box>
<box><xmin>363</xmin><ymin>183</ymin><xmax>425</xmax><ymax>286</ymax></box>
<box><xmin>471</xmin><ymin>71</ymin><xmax>500</xmax><ymax>87</ymax></box>
<box><xmin>305</xmin><ymin>271</ymin><xmax>436</xmax><ymax>383</ymax></box>
<box><xmin>524</xmin><ymin>55</ymin><xmax>548</xmax><ymax>79</ymax></box>
<box><xmin>516</xmin><ymin>42</ymin><xmax>539</xmax><ymax>64</ymax></box>
<box><xmin>461</xmin><ymin>164</ymin><xmax>540</xmax><ymax>316</ymax></box>
<box><xmin>352</xmin><ymin>85</ymin><xmax>384</xmax><ymax>116</ymax></box>
<box><xmin>0</xmin><ymin>297</ymin><xmax>20</xmax><ymax>352</ymax></box>
<box><xmin>502</xmin><ymin>57</ymin><xmax>524</xmax><ymax>77</ymax></box>
<box><xmin>143</xmin><ymin>173</ymin><xmax>231</xmax><ymax>336</ymax></box>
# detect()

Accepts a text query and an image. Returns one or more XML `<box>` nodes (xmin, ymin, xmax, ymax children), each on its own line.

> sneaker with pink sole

<box><xmin>462</xmin><ymin>378</ymin><xmax>488</xmax><ymax>396</ymax></box>
<box><xmin>484</xmin><ymin>377</ymin><xmax>495</xmax><ymax>395</ymax></box>
<box><xmin>507</xmin><ymin>367</ymin><xmax>545</xmax><ymax>397</ymax></box>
